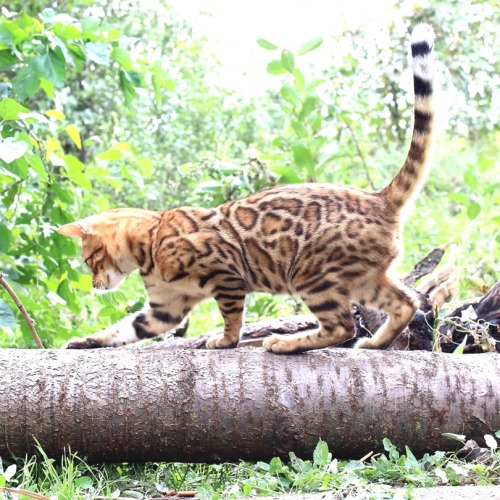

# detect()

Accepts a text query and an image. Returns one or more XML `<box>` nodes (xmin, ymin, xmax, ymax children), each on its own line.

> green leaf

<box><xmin>97</xmin><ymin>147</ymin><xmax>123</xmax><ymax>161</ymax></box>
<box><xmin>74</xmin><ymin>476</ymin><xmax>93</xmax><ymax>488</ymax></box>
<box><xmin>34</xmin><ymin>49</ymin><xmax>66</xmax><ymax>88</ymax></box>
<box><xmin>267</xmin><ymin>60</ymin><xmax>287</xmax><ymax>75</ymax></box>
<box><xmin>463</xmin><ymin>171</ymin><xmax>477</xmax><ymax>190</ymax></box>
<box><xmin>118</xmin><ymin>70</ymin><xmax>138</xmax><ymax>104</ymax></box>
<box><xmin>39</xmin><ymin>78</ymin><xmax>55</xmax><ymax>99</ymax></box>
<box><xmin>0</xmin><ymin>49</ymin><xmax>18</xmax><ymax>70</ymax></box>
<box><xmin>294</xmin><ymin>69</ymin><xmax>305</xmax><ymax>92</ymax></box>
<box><xmin>447</xmin><ymin>192</ymin><xmax>469</xmax><ymax>205</ymax></box>
<box><xmin>466</xmin><ymin>202</ymin><xmax>481</xmax><ymax>219</ymax></box>
<box><xmin>453</xmin><ymin>335</ymin><xmax>468</xmax><ymax>354</ymax></box>
<box><xmin>313</xmin><ymin>439</ymin><xmax>330</xmax><ymax>468</ymax></box>
<box><xmin>271</xmin><ymin>163</ymin><xmax>303</xmax><ymax>184</ymax></box>
<box><xmin>25</xmin><ymin>151</ymin><xmax>48</xmax><ymax>181</ymax></box>
<box><xmin>111</xmin><ymin>46</ymin><xmax>133</xmax><ymax>70</ymax></box>
<box><xmin>0</xmin><ymin>223</ymin><xmax>11</xmax><ymax>252</ymax></box>
<box><xmin>11</xmin><ymin>62</ymin><xmax>40</xmax><ymax>100</ymax></box>
<box><xmin>53</xmin><ymin>183</ymin><xmax>74</xmax><ymax>203</ymax></box>
<box><xmin>0</xmin><ymin>97</ymin><xmax>29</xmax><ymax>120</ymax></box>
<box><xmin>292</xmin><ymin>144</ymin><xmax>314</xmax><ymax>169</ymax></box>
<box><xmin>280</xmin><ymin>85</ymin><xmax>300</xmax><ymax>108</ymax></box>
<box><xmin>305</xmin><ymin>78</ymin><xmax>325</xmax><ymax>92</ymax></box>
<box><xmin>64</xmin><ymin>154</ymin><xmax>92</xmax><ymax>190</ymax></box>
<box><xmin>298</xmin><ymin>37</ymin><xmax>323</xmax><ymax>56</ymax></box>
<box><xmin>300</xmin><ymin>95</ymin><xmax>319</xmax><ymax>119</ymax></box>
<box><xmin>85</xmin><ymin>42</ymin><xmax>111</xmax><ymax>65</ymax></box>
<box><xmin>2</xmin><ymin>155</ymin><xmax>29</xmax><ymax>178</ymax></box>
<box><xmin>280</xmin><ymin>50</ymin><xmax>295</xmax><ymax>73</ymax></box>
<box><xmin>269</xmin><ymin>456</ymin><xmax>283</xmax><ymax>474</ymax></box>
<box><xmin>291</xmin><ymin>120</ymin><xmax>307</xmax><ymax>138</ymax></box>
<box><xmin>256</xmin><ymin>38</ymin><xmax>279</xmax><ymax>50</ymax></box>
<box><xmin>0</xmin><ymin>138</ymin><xmax>29</xmax><ymax>163</ymax></box>
<box><xmin>53</xmin><ymin>23</ymin><xmax>82</xmax><ymax>41</ymax></box>
<box><xmin>0</xmin><ymin>298</ymin><xmax>16</xmax><ymax>328</ymax></box>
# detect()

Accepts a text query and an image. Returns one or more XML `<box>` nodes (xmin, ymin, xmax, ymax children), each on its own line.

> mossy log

<box><xmin>1</xmin><ymin>348</ymin><xmax>499</xmax><ymax>463</ymax></box>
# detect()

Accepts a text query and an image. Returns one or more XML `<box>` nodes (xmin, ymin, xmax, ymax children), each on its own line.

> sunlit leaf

<box><xmin>466</xmin><ymin>202</ymin><xmax>481</xmax><ymax>219</ymax></box>
<box><xmin>281</xmin><ymin>49</ymin><xmax>295</xmax><ymax>73</ymax></box>
<box><xmin>0</xmin><ymin>138</ymin><xmax>29</xmax><ymax>163</ymax></box>
<box><xmin>39</xmin><ymin>78</ymin><xmax>55</xmax><ymax>98</ymax></box>
<box><xmin>85</xmin><ymin>42</ymin><xmax>111</xmax><ymax>65</ymax></box>
<box><xmin>64</xmin><ymin>154</ymin><xmax>92</xmax><ymax>190</ymax></box>
<box><xmin>464</xmin><ymin>171</ymin><xmax>477</xmax><ymax>190</ymax></box>
<box><xmin>484</xmin><ymin>434</ymin><xmax>497</xmax><ymax>450</ymax></box>
<box><xmin>0</xmin><ymin>97</ymin><xmax>29</xmax><ymax>120</ymax></box>
<box><xmin>45</xmin><ymin>109</ymin><xmax>65</xmax><ymax>120</ymax></box>
<box><xmin>66</xmin><ymin>124</ymin><xmax>82</xmax><ymax>149</ymax></box>
<box><xmin>267</xmin><ymin>60</ymin><xmax>286</xmax><ymax>75</ymax></box>
<box><xmin>298</xmin><ymin>37</ymin><xmax>323</xmax><ymax>56</ymax></box>
<box><xmin>3</xmin><ymin>464</ymin><xmax>16</xmax><ymax>481</ymax></box>
<box><xmin>452</xmin><ymin>335</ymin><xmax>468</xmax><ymax>354</ymax></box>
<box><xmin>256</xmin><ymin>38</ymin><xmax>278</xmax><ymax>50</ymax></box>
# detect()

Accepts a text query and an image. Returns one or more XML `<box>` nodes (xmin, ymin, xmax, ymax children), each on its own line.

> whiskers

<box><xmin>96</xmin><ymin>290</ymin><xmax>127</xmax><ymax>306</ymax></box>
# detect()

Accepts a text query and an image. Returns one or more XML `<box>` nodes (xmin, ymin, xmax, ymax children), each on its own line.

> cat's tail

<box><xmin>380</xmin><ymin>23</ymin><xmax>435</xmax><ymax>213</ymax></box>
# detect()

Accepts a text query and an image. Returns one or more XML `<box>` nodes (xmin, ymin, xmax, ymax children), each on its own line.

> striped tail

<box><xmin>381</xmin><ymin>23</ymin><xmax>435</xmax><ymax>212</ymax></box>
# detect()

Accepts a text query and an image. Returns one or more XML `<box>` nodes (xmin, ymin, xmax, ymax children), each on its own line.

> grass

<box><xmin>1</xmin><ymin>437</ymin><xmax>500</xmax><ymax>499</ymax></box>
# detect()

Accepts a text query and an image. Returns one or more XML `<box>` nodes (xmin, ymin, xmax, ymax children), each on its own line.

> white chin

<box><xmin>94</xmin><ymin>273</ymin><xmax>126</xmax><ymax>293</ymax></box>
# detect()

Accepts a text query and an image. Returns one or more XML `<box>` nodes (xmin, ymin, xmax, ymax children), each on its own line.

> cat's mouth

<box><xmin>93</xmin><ymin>272</ymin><xmax>126</xmax><ymax>293</ymax></box>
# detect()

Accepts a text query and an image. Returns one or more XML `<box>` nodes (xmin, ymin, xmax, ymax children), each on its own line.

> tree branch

<box><xmin>0</xmin><ymin>272</ymin><xmax>44</xmax><ymax>349</ymax></box>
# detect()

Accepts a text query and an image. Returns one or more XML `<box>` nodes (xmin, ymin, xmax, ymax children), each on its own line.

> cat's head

<box><xmin>57</xmin><ymin>213</ymin><xmax>138</xmax><ymax>291</ymax></box>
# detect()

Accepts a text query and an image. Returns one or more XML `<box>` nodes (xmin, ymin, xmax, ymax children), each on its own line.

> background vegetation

<box><xmin>0</xmin><ymin>1</ymin><xmax>498</xmax><ymax>496</ymax></box>
<box><xmin>0</xmin><ymin>0</ymin><xmax>498</xmax><ymax>348</ymax></box>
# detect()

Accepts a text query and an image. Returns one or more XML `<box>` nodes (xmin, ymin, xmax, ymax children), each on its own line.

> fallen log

<box><xmin>1</xmin><ymin>348</ymin><xmax>499</xmax><ymax>463</ymax></box>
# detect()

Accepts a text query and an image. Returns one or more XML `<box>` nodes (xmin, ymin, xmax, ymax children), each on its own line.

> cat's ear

<box><xmin>57</xmin><ymin>221</ymin><xmax>91</xmax><ymax>238</ymax></box>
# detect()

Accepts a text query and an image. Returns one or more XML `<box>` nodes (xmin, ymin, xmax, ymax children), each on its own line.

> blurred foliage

<box><xmin>0</xmin><ymin>0</ymin><xmax>498</xmax><ymax>348</ymax></box>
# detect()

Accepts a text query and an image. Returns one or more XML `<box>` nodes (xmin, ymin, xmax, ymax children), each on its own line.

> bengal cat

<box><xmin>58</xmin><ymin>24</ymin><xmax>435</xmax><ymax>353</ymax></box>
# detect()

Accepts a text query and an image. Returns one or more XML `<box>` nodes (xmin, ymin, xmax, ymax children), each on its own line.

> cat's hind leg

<box><xmin>263</xmin><ymin>287</ymin><xmax>355</xmax><ymax>354</ymax></box>
<box><xmin>353</xmin><ymin>275</ymin><xmax>419</xmax><ymax>349</ymax></box>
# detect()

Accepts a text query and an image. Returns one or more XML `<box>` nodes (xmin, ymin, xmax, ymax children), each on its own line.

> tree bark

<box><xmin>1</xmin><ymin>348</ymin><xmax>499</xmax><ymax>463</ymax></box>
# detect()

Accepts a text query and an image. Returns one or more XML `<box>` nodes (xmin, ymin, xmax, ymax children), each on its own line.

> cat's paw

<box><xmin>62</xmin><ymin>337</ymin><xmax>106</xmax><ymax>349</ymax></box>
<box><xmin>353</xmin><ymin>337</ymin><xmax>376</xmax><ymax>349</ymax></box>
<box><xmin>262</xmin><ymin>335</ymin><xmax>304</xmax><ymax>354</ymax></box>
<box><xmin>205</xmin><ymin>334</ymin><xmax>238</xmax><ymax>349</ymax></box>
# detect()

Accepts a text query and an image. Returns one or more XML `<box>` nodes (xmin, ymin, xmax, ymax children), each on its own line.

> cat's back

<box><xmin>217</xmin><ymin>183</ymin><xmax>390</xmax><ymax>236</ymax></box>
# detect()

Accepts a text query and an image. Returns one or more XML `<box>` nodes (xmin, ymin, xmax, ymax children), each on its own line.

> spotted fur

<box><xmin>58</xmin><ymin>24</ymin><xmax>435</xmax><ymax>353</ymax></box>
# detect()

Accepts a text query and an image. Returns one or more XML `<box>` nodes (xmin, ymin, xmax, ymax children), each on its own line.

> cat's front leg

<box><xmin>206</xmin><ymin>294</ymin><xmax>246</xmax><ymax>349</ymax></box>
<box><xmin>64</xmin><ymin>303</ymin><xmax>189</xmax><ymax>349</ymax></box>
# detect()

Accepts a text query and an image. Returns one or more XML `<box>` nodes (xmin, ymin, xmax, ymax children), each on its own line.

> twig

<box><xmin>0</xmin><ymin>272</ymin><xmax>44</xmax><ymax>348</ymax></box>
<box><xmin>0</xmin><ymin>486</ymin><xmax>50</xmax><ymax>499</ymax></box>
<box><xmin>359</xmin><ymin>450</ymin><xmax>374</xmax><ymax>462</ymax></box>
